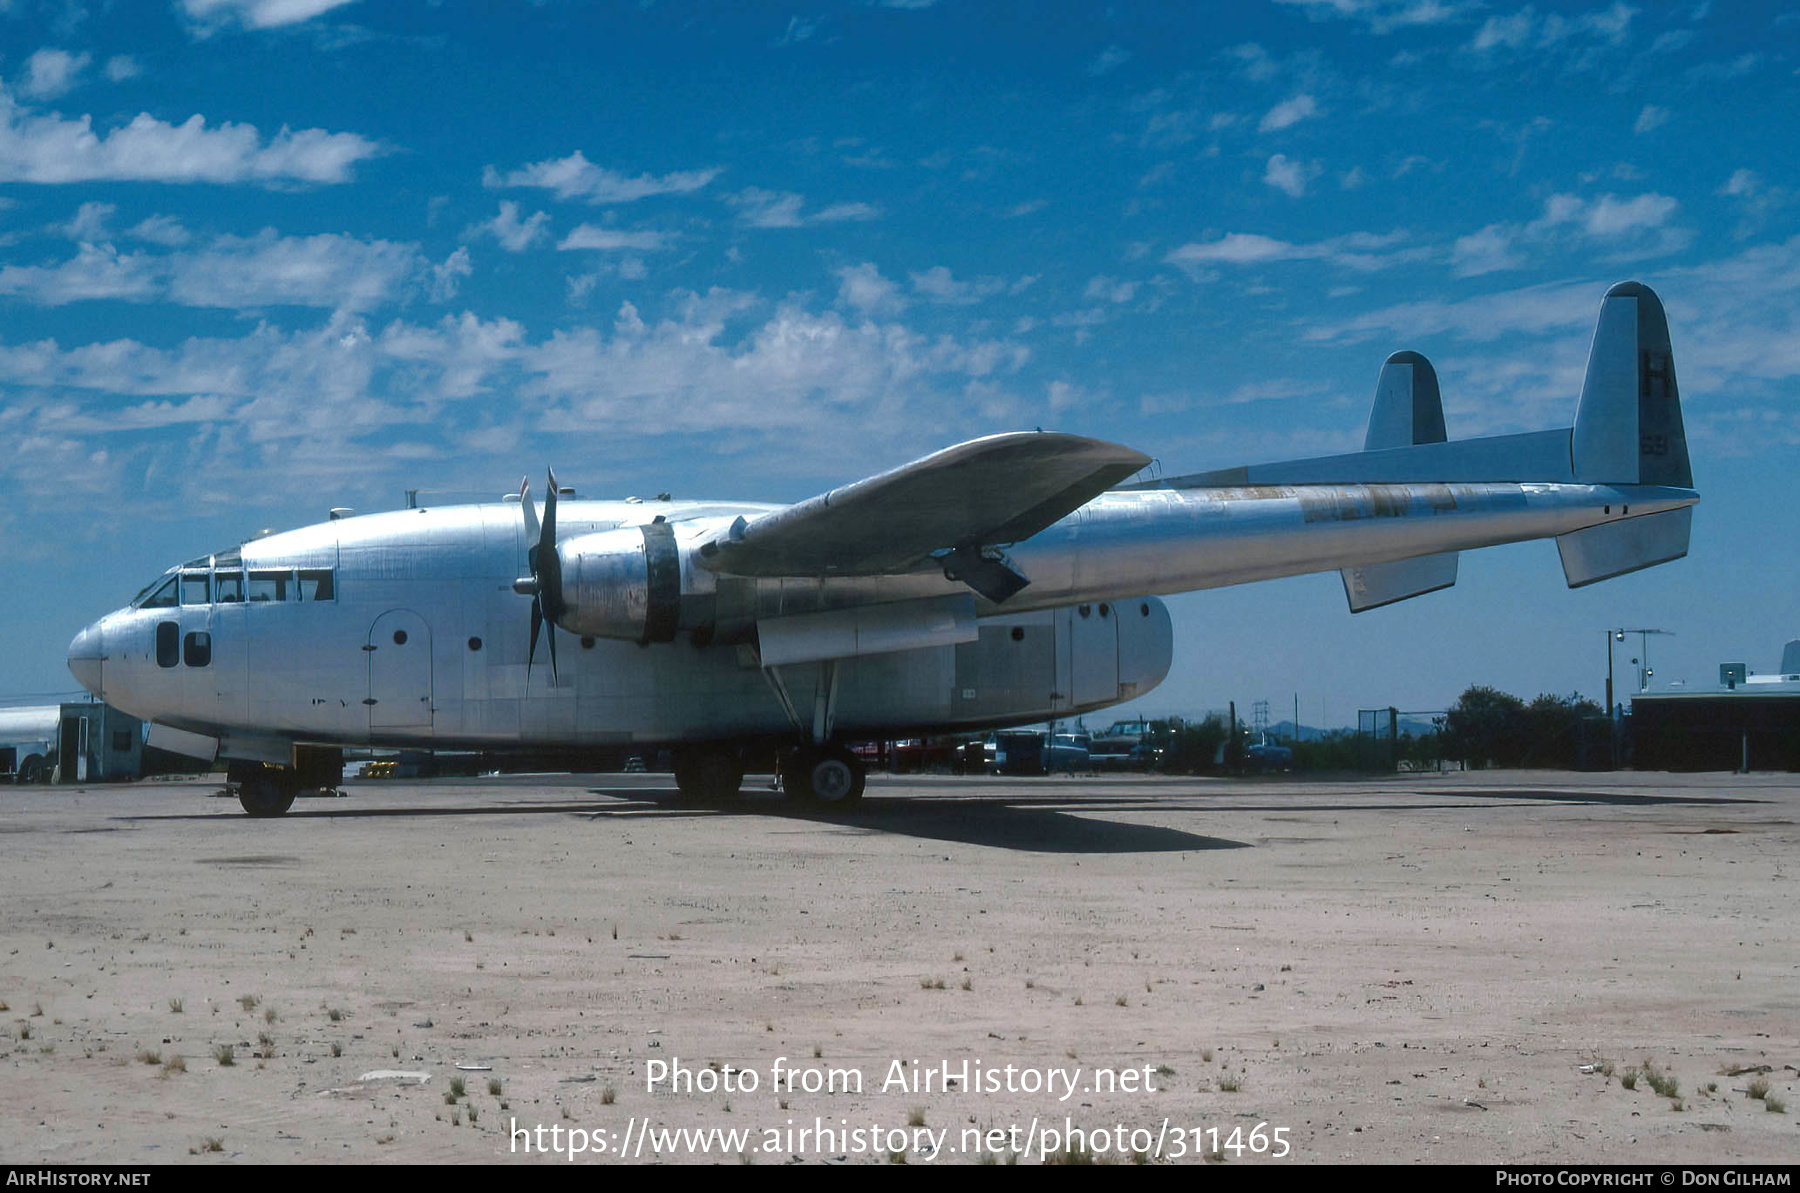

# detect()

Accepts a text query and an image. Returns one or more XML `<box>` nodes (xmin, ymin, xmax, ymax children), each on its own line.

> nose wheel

<box><xmin>233</xmin><ymin>764</ymin><xmax>298</xmax><ymax>818</ymax></box>
<box><xmin>786</xmin><ymin>744</ymin><xmax>865</xmax><ymax>806</ymax></box>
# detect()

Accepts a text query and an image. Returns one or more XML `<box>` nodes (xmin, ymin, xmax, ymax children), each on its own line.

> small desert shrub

<box><xmin>214</xmin><ymin>1045</ymin><xmax>235</xmax><ymax>1066</ymax></box>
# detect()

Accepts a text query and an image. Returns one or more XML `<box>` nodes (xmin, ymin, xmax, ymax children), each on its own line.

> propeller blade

<box><xmin>539</xmin><ymin>468</ymin><xmax>565</xmax><ymax>624</ymax></box>
<box><xmin>519</xmin><ymin>475</ymin><xmax>538</xmax><ymax>546</ymax></box>
<box><xmin>527</xmin><ymin>600</ymin><xmax>543</xmax><ymax>686</ymax></box>
<box><xmin>545</xmin><ymin>615</ymin><xmax>559</xmax><ymax>686</ymax></box>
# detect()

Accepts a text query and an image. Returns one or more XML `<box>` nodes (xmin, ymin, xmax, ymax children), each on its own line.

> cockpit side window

<box><xmin>247</xmin><ymin>570</ymin><xmax>292</xmax><ymax>602</ymax></box>
<box><xmin>298</xmin><ymin>569</ymin><xmax>335</xmax><ymax>601</ymax></box>
<box><xmin>138</xmin><ymin>576</ymin><xmax>178</xmax><ymax>609</ymax></box>
<box><xmin>215</xmin><ymin>571</ymin><xmax>244</xmax><ymax>603</ymax></box>
<box><xmin>179</xmin><ymin>572</ymin><xmax>210</xmax><ymax>606</ymax></box>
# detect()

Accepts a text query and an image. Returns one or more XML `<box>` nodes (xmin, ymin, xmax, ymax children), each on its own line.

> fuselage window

<box><xmin>139</xmin><ymin>576</ymin><xmax>178</xmax><ymax>609</ymax></box>
<box><xmin>297</xmin><ymin>569</ymin><xmax>335</xmax><ymax>601</ymax></box>
<box><xmin>184</xmin><ymin>631</ymin><xmax>211</xmax><ymax>668</ymax></box>
<box><xmin>248</xmin><ymin>571</ymin><xmax>293</xmax><ymax>602</ymax></box>
<box><xmin>179</xmin><ymin>572</ymin><xmax>210</xmax><ymax>606</ymax></box>
<box><xmin>156</xmin><ymin>622</ymin><xmax>179</xmax><ymax>668</ymax></box>
<box><xmin>215</xmin><ymin>572</ymin><xmax>244</xmax><ymax>603</ymax></box>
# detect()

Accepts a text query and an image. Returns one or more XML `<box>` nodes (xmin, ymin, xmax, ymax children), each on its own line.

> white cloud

<box><xmin>1259</xmin><ymin>94</ymin><xmax>1318</xmax><ymax>133</ymax></box>
<box><xmin>1450</xmin><ymin>224</ymin><xmax>1523</xmax><ymax>277</ymax></box>
<box><xmin>180</xmin><ymin>0</ymin><xmax>360</xmax><ymax>31</ymax></box>
<box><xmin>1263</xmin><ymin>153</ymin><xmax>1319</xmax><ymax>197</ymax></box>
<box><xmin>429</xmin><ymin>247</ymin><xmax>471</xmax><ymax>303</ymax></box>
<box><xmin>1469</xmin><ymin>3</ymin><xmax>1636</xmax><ymax>55</ymax></box>
<box><xmin>60</xmin><ymin>200</ymin><xmax>115</xmax><ymax>241</ymax></box>
<box><xmin>0</xmin><ymin>86</ymin><xmax>382</xmax><ymax>185</ymax></box>
<box><xmin>909</xmin><ymin>266</ymin><xmax>1009</xmax><ymax>305</ymax></box>
<box><xmin>1084</xmin><ymin>276</ymin><xmax>1138</xmax><ymax>304</ymax></box>
<box><xmin>729</xmin><ymin>188</ymin><xmax>804</xmax><ymax>228</ymax></box>
<box><xmin>0</xmin><ymin>242</ymin><xmax>161</xmax><ymax>305</ymax></box>
<box><xmin>103</xmin><ymin>56</ymin><xmax>141</xmax><ymax>83</ymax></box>
<box><xmin>0</xmin><ymin>229</ymin><xmax>429</xmax><ymax>311</ymax></box>
<box><xmin>1087</xmin><ymin>45</ymin><xmax>1130</xmax><ymax>76</ymax></box>
<box><xmin>20</xmin><ymin>49</ymin><xmax>91</xmax><ymax>100</ymax></box>
<box><xmin>1273</xmin><ymin>0</ymin><xmax>1470</xmax><ymax>33</ymax></box>
<box><xmin>557</xmin><ymin>224</ymin><xmax>669</xmax><ymax>252</ymax></box>
<box><xmin>128</xmin><ymin>215</ymin><xmax>191</xmax><ymax>247</ymax></box>
<box><xmin>472</xmin><ymin>200</ymin><xmax>550</xmax><ymax>252</ymax></box>
<box><xmin>1581</xmin><ymin>192</ymin><xmax>1678</xmax><ymax>236</ymax></box>
<box><xmin>1633</xmin><ymin>104</ymin><xmax>1668</xmax><ymax>134</ymax></box>
<box><xmin>1165</xmin><ymin>229</ymin><xmax>1411</xmax><ymax>273</ymax></box>
<box><xmin>167</xmin><ymin>230</ymin><xmax>422</xmax><ymax>311</ymax></box>
<box><xmin>812</xmin><ymin>201</ymin><xmax>881</xmax><ymax>223</ymax></box>
<box><xmin>835</xmin><ymin>262</ymin><xmax>907</xmax><ymax>317</ymax></box>
<box><xmin>485</xmin><ymin>150</ymin><xmax>721</xmax><ymax>205</ymax></box>
<box><xmin>727</xmin><ymin>188</ymin><xmax>878</xmax><ymax>228</ymax></box>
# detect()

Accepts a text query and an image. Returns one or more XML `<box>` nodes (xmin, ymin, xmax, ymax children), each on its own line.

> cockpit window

<box><xmin>247</xmin><ymin>571</ymin><xmax>291</xmax><ymax>602</ymax></box>
<box><xmin>137</xmin><ymin>576</ymin><xmax>178</xmax><ymax>609</ymax></box>
<box><xmin>298</xmin><ymin>569</ymin><xmax>335</xmax><ymax>601</ymax></box>
<box><xmin>179</xmin><ymin>572</ymin><xmax>210</xmax><ymax>606</ymax></box>
<box><xmin>215</xmin><ymin>571</ymin><xmax>244</xmax><ymax>603</ymax></box>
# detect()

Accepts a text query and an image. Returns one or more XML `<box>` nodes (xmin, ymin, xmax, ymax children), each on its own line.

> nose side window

<box><xmin>156</xmin><ymin>622</ymin><xmax>179</xmax><ymax>668</ymax></box>
<box><xmin>183</xmin><ymin>631</ymin><xmax>211</xmax><ymax>668</ymax></box>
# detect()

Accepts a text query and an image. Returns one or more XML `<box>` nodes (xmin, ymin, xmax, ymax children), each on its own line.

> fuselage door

<box><xmin>367</xmin><ymin>610</ymin><xmax>434</xmax><ymax>733</ymax></box>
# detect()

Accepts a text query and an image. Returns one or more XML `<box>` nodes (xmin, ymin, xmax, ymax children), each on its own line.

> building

<box><xmin>1629</xmin><ymin>641</ymin><xmax>1800</xmax><ymax>772</ymax></box>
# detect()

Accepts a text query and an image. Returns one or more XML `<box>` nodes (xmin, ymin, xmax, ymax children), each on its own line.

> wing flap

<box><xmin>700</xmin><ymin>432</ymin><xmax>1150</xmax><ymax>578</ymax></box>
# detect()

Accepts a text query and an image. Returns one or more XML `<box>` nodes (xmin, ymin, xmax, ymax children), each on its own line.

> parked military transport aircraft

<box><xmin>68</xmin><ymin>282</ymin><xmax>1697</xmax><ymax>815</ymax></box>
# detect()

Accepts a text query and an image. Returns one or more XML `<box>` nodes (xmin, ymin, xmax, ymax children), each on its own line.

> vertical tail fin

<box><xmin>1558</xmin><ymin>282</ymin><xmax>1695</xmax><ymax>588</ymax></box>
<box><xmin>1343</xmin><ymin>350</ymin><xmax>1458</xmax><ymax>611</ymax></box>
<box><xmin>1363</xmin><ymin>350</ymin><xmax>1446</xmax><ymax>450</ymax></box>
<box><xmin>1571</xmin><ymin>281</ymin><xmax>1692</xmax><ymax>487</ymax></box>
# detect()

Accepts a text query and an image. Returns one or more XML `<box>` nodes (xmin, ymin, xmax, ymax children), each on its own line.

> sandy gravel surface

<box><xmin>1</xmin><ymin>769</ymin><xmax>1796</xmax><ymax>1166</ymax></box>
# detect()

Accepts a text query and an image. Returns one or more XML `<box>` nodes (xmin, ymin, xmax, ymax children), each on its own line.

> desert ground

<box><xmin>1</xmin><ymin>768</ymin><xmax>1796</xmax><ymax>1166</ymax></box>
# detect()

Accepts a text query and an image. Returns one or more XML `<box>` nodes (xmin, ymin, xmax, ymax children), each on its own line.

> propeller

<box><xmin>512</xmin><ymin>470</ymin><xmax>565</xmax><ymax>685</ymax></box>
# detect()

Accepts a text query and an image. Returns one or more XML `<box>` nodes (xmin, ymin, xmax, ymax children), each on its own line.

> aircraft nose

<box><xmin>67</xmin><ymin>622</ymin><xmax>104</xmax><ymax>697</ymax></box>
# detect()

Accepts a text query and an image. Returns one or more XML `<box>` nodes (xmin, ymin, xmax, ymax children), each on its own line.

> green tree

<box><xmin>1443</xmin><ymin>685</ymin><xmax>1528</xmax><ymax>768</ymax></box>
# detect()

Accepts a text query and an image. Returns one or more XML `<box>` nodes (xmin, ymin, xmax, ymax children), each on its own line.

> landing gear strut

<box><xmin>785</xmin><ymin>743</ymin><xmax>866</xmax><ymax>806</ymax></box>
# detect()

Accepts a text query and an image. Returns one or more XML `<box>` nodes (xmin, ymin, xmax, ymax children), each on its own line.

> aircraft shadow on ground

<box><xmin>119</xmin><ymin>782</ymin><xmax>1766</xmax><ymax>855</ymax></box>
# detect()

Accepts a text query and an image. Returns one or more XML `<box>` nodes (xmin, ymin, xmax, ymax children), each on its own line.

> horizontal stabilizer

<box><xmin>757</xmin><ymin>594</ymin><xmax>977</xmax><ymax>668</ymax></box>
<box><xmin>1341</xmin><ymin>551</ymin><xmax>1459</xmax><ymax>613</ymax></box>
<box><xmin>701</xmin><ymin>432</ymin><xmax>1149</xmax><ymax>578</ymax></box>
<box><xmin>1557</xmin><ymin>507</ymin><xmax>1692</xmax><ymax>588</ymax></box>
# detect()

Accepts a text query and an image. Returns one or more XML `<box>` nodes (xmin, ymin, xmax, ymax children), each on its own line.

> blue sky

<box><xmin>2</xmin><ymin>0</ymin><xmax>1796</xmax><ymax>729</ymax></box>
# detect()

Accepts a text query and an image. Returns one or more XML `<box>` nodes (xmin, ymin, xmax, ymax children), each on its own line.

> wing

<box><xmin>698</xmin><ymin>431</ymin><xmax>1149</xmax><ymax>583</ymax></box>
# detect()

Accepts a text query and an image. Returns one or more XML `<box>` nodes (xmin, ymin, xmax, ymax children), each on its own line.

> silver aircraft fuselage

<box><xmin>67</xmin><ymin>476</ymin><xmax>1694</xmax><ymax>762</ymax></box>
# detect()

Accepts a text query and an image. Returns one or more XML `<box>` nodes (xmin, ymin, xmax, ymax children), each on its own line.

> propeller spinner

<box><xmin>512</xmin><ymin>470</ymin><xmax>565</xmax><ymax>684</ymax></box>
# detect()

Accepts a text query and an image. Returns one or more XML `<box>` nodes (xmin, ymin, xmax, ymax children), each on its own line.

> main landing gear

<box><xmin>784</xmin><ymin>743</ymin><xmax>866</xmax><ymax>806</ymax></box>
<box><xmin>669</xmin><ymin>744</ymin><xmax>747</xmax><ymax>803</ymax></box>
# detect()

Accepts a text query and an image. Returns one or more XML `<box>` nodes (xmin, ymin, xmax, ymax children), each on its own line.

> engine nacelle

<box><xmin>557</xmin><ymin>522</ymin><xmax>685</xmax><ymax>643</ymax></box>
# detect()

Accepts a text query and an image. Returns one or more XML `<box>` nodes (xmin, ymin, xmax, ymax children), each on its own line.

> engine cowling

<box><xmin>557</xmin><ymin>521</ymin><xmax>685</xmax><ymax>643</ymax></box>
